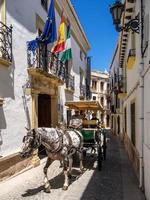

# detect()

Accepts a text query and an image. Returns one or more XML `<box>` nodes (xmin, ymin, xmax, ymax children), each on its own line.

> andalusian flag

<box><xmin>61</xmin><ymin>25</ymin><xmax>72</xmax><ymax>62</ymax></box>
<box><xmin>52</xmin><ymin>15</ymin><xmax>65</xmax><ymax>53</ymax></box>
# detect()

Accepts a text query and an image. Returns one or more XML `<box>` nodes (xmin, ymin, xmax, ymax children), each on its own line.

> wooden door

<box><xmin>38</xmin><ymin>94</ymin><xmax>51</xmax><ymax>127</ymax></box>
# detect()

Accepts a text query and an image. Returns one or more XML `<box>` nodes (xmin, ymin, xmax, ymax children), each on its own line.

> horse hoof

<box><xmin>62</xmin><ymin>186</ymin><xmax>68</xmax><ymax>190</ymax></box>
<box><xmin>44</xmin><ymin>187</ymin><xmax>51</xmax><ymax>193</ymax></box>
<box><xmin>68</xmin><ymin>174</ymin><xmax>72</xmax><ymax>179</ymax></box>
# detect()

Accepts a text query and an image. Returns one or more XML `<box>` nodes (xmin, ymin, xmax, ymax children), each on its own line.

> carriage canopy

<box><xmin>65</xmin><ymin>100</ymin><xmax>103</xmax><ymax>112</ymax></box>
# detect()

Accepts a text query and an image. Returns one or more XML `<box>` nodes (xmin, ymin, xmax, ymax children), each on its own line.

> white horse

<box><xmin>21</xmin><ymin>127</ymin><xmax>84</xmax><ymax>193</ymax></box>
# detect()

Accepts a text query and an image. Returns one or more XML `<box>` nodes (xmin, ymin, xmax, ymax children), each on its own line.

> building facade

<box><xmin>110</xmin><ymin>0</ymin><xmax>150</xmax><ymax>199</ymax></box>
<box><xmin>0</xmin><ymin>0</ymin><xmax>90</xmax><ymax>179</ymax></box>
<box><xmin>91</xmin><ymin>71</ymin><xmax>110</xmax><ymax>128</ymax></box>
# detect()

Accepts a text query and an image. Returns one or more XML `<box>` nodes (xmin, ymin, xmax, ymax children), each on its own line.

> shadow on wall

<box><xmin>22</xmin><ymin>86</ymin><xmax>31</xmax><ymax>129</ymax></box>
<box><xmin>0</xmin><ymin>108</ymin><xmax>6</xmax><ymax>156</ymax></box>
<box><xmin>0</xmin><ymin>55</ymin><xmax>15</xmax><ymax>99</ymax></box>
<box><xmin>0</xmin><ymin>130</ymin><xmax>3</xmax><ymax>157</ymax></box>
<box><xmin>0</xmin><ymin>107</ymin><xmax>6</xmax><ymax>129</ymax></box>
<box><xmin>7</xmin><ymin>0</ymin><xmax>46</xmax><ymax>33</ymax></box>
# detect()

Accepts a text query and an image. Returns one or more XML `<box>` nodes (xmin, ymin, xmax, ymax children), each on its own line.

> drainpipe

<box><xmin>139</xmin><ymin>0</ymin><xmax>144</xmax><ymax>190</ymax></box>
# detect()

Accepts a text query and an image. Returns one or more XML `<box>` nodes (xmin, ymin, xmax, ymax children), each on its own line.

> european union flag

<box><xmin>27</xmin><ymin>0</ymin><xmax>57</xmax><ymax>53</ymax></box>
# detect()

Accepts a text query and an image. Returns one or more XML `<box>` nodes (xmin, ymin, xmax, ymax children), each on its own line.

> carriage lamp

<box><xmin>110</xmin><ymin>0</ymin><xmax>140</xmax><ymax>33</ymax></box>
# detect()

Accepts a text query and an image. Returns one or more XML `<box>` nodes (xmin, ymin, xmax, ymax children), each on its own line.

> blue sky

<box><xmin>71</xmin><ymin>0</ymin><xmax>119</xmax><ymax>71</ymax></box>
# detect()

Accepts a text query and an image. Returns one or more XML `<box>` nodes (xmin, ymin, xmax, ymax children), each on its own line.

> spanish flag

<box><xmin>52</xmin><ymin>15</ymin><xmax>65</xmax><ymax>53</ymax></box>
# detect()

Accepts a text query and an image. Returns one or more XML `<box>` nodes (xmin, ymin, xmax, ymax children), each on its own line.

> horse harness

<box><xmin>39</xmin><ymin>128</ymin><xmax>74</xmax><ymax>154</ymax></box>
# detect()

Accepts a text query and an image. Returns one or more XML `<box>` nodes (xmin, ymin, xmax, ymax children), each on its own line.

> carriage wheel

<box><xmin>103</xmin><ymin>145</ymin><xmax>107</xmax><ymax>160</ymax></box>
<box><xmin>97</xmin><ymin>146</ymin><xmax>102</xmax><ymax>171</ymax></box>
<box><xmin>83</xmin><ymin>149</ymin><xmax>87</xmax><ymax>157</ymax></box>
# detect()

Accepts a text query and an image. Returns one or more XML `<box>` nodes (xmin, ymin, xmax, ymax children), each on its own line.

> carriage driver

<box><xmin>69</xmin><ymin>110</ymin><xmax>83</xmax><ymax>129</ymax></box>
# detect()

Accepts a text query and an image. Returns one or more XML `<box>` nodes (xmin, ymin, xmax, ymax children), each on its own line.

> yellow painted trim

<box><xmin>0</xmin><ymin>57</ymin><xmax>11</xmax><ymax>67</ymax></box>
<box><xmin>118</xmin><ymin>93</ymin><xmax>127</xmax><ymax>99</ymax></box>
<box><xmin>36</xmin><ymin>14</ymin><xmax>45</xmax><ymax>31</ymax></box>
<box><xmin>1</xmin><ymin>0</ymin><xmax>6</xmax><ymax>24</ymax></box>
<box><xmin>127</xmin><ymin>56</ymin><xmax>136</xmax><ymax>69</ymax></box>
<box><xmin>31</xmin><ymin>93</ymin><xmax>38</xmax><ymax>129</ymax></box>
<box><xmin>0</xmin><ymin>98</ymin><xmax>4</xmax><ymax>106</ymax></box>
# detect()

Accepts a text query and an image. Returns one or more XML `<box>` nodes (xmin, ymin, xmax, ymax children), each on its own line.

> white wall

<box><xmin>0</xmin><ymin>0</ymin><xmax>89</xmax><ymax>156</ymax></box>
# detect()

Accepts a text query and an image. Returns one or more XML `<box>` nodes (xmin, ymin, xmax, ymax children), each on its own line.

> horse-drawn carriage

<box><xmin>21</xmin><ymin>100</ymin><xmax>107</xmax><ymax>192</ymax></box>
<box><xmin>65</xmin><ymin>100</ymin><xmax>107</xmax><ymax>170</ymax></box>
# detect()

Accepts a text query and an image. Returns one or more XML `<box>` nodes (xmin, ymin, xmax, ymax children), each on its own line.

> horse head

<box><xmin>20</xmin><ymin>128</ymin><xmax>41</xmax><ymax>158</ymax></box>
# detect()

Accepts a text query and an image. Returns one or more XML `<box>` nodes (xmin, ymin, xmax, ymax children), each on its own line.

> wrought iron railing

<box><xmin>66</xmin><ymin>74</ymin><xmax>75</xmax><ymax>91</ymax></box>
<box><xmin>0</xmin><ymin>21</ymin><xmax>12</xmax><ymax>62</ymax></box>
<box><xmin>117</xmin><ymin>75</ymin><xmax>126</xmax><ymax>93</ymax></box>
<box><xmin>80</xmin><ymin>84</ymin><xmax>86</xmax><ymax>97</ymax></box>
<box><xmin>27</xmin><ymin>43</ymin><xmax>66</xmax><ymax>80</ymax></box>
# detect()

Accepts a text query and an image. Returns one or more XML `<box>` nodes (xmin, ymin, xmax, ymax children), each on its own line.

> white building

<box><xmin>91</xmin><ymin>71</ymin><xmax>110</xmax><ymax>128</ymax></box>
<box><xmin>110</xmin><ymin>0</ymin><xmax>150</xmax><ymax>199</ymax></box>
<box><xmin>0</xmin><ymin>0</ymin><xmax>90</xmax><ymax>179</ymax></box>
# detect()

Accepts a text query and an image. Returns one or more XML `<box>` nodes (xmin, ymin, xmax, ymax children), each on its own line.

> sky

<box><xmin>71</xmin><ymin>0</ymin><xmax>119</xmax><ymax>71</ymax></box>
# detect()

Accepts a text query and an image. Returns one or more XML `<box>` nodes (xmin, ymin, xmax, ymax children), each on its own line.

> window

<box><xmin>107</xmin><ymin>83</ymin><xmax>110</xmax><ymax>91</ymax></box>
<box><xmin>92</xmin><ymin>80</ymin><xmax>97</xmax><ymax>90</ymax></box>
<box><xmin>107</xmin><ymin>99</ymin><xmax>110</xmax><ymax>109</ymax></box>
<box><xmin>101</xmin><ymin>97</ymin><xmax>104</xmax><ymax>106</ymax></box>
<box><xmin>131</xmin><ymin>102</ymin><xmax>136</xmax><ymax>145</ymax></box>
<box><xmin>80</xmin><ymin>50</ymin><xmax>83</xmax><ymax>61</ymax></box>
<box><xmin>93</xmin><ymin>96</ymin><xmax>96</xmax><ymax>100</ymax></box>
<box><xmin>41</xmin><ymin>0</ymin><xmax>48</xmax><ymax>11</ymax></box>
<box><xmin>100</xmin><ymin>82</ymin><xmax>104</xmax><ymax>92</ymax></box>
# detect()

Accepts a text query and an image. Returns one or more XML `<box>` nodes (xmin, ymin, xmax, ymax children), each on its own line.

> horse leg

<box><xmin>68</xmin><ymin>156</ymin><xmax>73</xmax><ymax>179</ymax></box>
<box><xmin>79</xmin><ymin>148</ymin><xmax>84</xmax><ymax>173</ymax></box>
<box><xmin>43</xmin><ymin>157</ymin><xmax>52</xmax><ymax>193</ymax></box>
<box><xmin>62</xmin><ymin>158</ymin><xmax>69</xmax><ymax>190</ymax></box>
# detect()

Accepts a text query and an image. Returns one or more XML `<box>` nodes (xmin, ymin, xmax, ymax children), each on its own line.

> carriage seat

<box><xmin>82</xmin><ymin>120</ymin><xmax>99</xmax><ymax>128</ymax></box>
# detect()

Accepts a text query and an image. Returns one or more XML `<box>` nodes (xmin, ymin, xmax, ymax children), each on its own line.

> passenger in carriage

<box><xmin>69</xmin><ymin>110</ymin><xmax>83</xmax><ymax>129</ymax></box>
<box><xmin>82</xmin><ymin>112</ymin><xmax>88</xmax><ymax>128</ymax></box>
<box><xmin>90</xmin><ymin>112</ymin><xmax>99</xmax><ymax>128</ymax></box>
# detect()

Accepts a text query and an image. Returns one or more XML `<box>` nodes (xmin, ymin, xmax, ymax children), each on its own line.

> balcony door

<box><xmin>38</xmin><ymin>94</ymin><xmax>51</xmax><ymax>127</ymax></box>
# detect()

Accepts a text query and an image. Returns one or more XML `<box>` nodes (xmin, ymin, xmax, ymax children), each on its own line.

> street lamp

<box><xmin>110</xmin><ymin>0</ymin><xmax>140</xmax><ymax>33</ymax></box>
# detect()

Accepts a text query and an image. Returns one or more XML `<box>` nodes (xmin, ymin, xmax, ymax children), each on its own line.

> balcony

<box><xmin>0</xmin><ymin>22</ymin><xmax>12</xmax><ymax>66</ymax></box>
<box><xmin>80</xmin><ymin>84</ymin><xmax>86</xmax><ymax>99</ymax></box>
<box><xmin>27</xmin><ymin>43</ymin><xmax>66</xmax><ymax>86</ymax></box>
<box><xmin>66</xmin><ymin>74</ymin><xmax>75</xmax><ymax>92</ymax></box>
<box><xmin>117</xmin><ymin>75</ymin><xmax>127</xmax><ymax>99</ymax></box>
<box><xmin>127</xmin><ymin>49</ymin><xmax>136</xmax><ymax>69</ymax></box>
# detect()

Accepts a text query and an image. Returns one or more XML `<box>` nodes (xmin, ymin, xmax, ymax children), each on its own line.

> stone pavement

<box><xmin>0</xmin><ymin>132</ymin><xmax>146</xmax><ymax>200</ymax></box>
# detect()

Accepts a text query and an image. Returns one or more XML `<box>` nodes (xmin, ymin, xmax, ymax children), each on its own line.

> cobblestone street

<box><xmin>0</xmin><ymin>133</ymin><xmax>145</xmax><ymax>200</ymax></box>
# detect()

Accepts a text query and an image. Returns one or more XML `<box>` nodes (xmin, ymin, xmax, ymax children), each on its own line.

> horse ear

<box><xmin>25</xmin><ymin>127</ymin><xmax>30</xmax><ymax>131</ymax></box>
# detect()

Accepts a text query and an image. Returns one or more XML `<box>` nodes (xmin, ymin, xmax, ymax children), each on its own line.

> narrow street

<box><xmin>0</xmin><ymin>132</ymin><xmax>145</xmax><ymax>200</ymax></box>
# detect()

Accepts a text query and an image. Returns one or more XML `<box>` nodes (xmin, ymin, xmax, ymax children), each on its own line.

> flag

<box><xmin>61</xmin><ymin>25</ymin><xmax>72</xmax><ymax>62</ymax></box>
<box><xmin>52</xmin><ymin>15</ymin><xmax>65</xmax><ymax>53</ymax></box>
<box><xmin>27</xmin><ymin>0</ymin><xmax>57</xmax><ymax>53</ymax></box>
